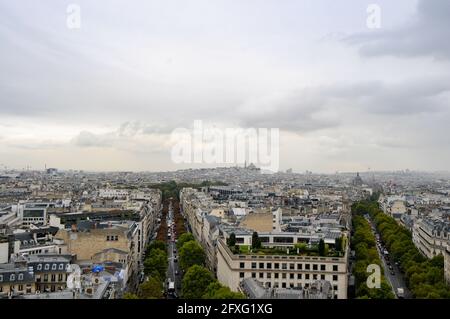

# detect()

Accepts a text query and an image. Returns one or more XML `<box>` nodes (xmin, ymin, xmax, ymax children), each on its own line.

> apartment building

<box><xmin>0</xmin><ymin>262</ymin><xmax>35</xmax><ymax>296</ymax></box>
<box><xmin>444</xmin><ymin>246</ymin><xmax>450</xmax><ymax>285</ymax></box>
<box><xmin>216</xmin><ymin>239</ymin><xmax>348</xmax><ymax>299</ymax></box>
<box><xmin>27</xmin><ymin>254</ymin><xmax>72</xmax><ymax>293</ymax></box>
<box><xmin>412</xmin><ymin>218</ymin><xmax>450</xmax><ymax>258</ymax></box>
<box><xmin>54</xmin><ymin>220</ymin><xmax>140</xmax><ymax>288</ymax></box>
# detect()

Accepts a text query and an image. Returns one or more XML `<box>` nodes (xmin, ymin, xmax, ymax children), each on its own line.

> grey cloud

<box><xmin>236</xmin><ymin>77</ymin><xmax>450</xmax><ymax>134</ymax></box>
<box><xmin>72</xmin><ymin>131</ymin><xmax>115</xmax><ymax>148</ymax></box>
<box><xmin>236</xmin><ymin>89</ymin><xmax>339</xmax><ymax>132</ymax></box>
<box><xmin>345</xmin><ymin>0</ymin><xmax>450</xmax><ymax>60</ymax></box>
<box><xmin>330</xmin><ymin>78</ymin><xmax>450</xmax><ymax>115</ymax></box>
<box><xmin>71</xmin><ymin>123</ymin><xmax>174</xmax><ymax>153</ymax></box>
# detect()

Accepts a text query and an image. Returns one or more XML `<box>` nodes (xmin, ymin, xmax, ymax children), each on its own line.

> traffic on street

<box><xmin>365</xmin><ymin>215</ymin><xmax>411</xmax><ymax>299</ymax></box>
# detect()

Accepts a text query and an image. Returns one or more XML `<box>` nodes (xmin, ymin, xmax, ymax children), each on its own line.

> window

<box><xmin>266</xmin><ymin>263</ymin><xmax>272</xmax><ymax>269</ymax></box>
<box><xmin>239</xmin><ymin>262</ymin><xmax>245</xmax><ymax>269</ymax></box>
<box><xmin>313</xmin><ymin>274</ymin><xmax>317</xmax><ymax>280</ymax></box>
<box><xmin>51</xmin><ymin>274</ymin><xmax>56</xmax><ymax>282</ymax></box>
<box><xmin>274</xmin><ymin>263</ymin><xmax>279</xmax><ymax>269</ymax></box>
<box><xmin>10</xmin><ymin>274</ymin><xmax>15</xmax><ymax>281</ymax></box>
<box><xmin>239</xmin><ymin>272</ymin><xmax>245</xmax><ymax>278</ymax></box>
<box><xmin>321</xmin><ymin>274</ymin><xmax>325</xmax><ymax>280</ymax></box>
<box><xmin>274</xmin><ymin>273</ymin><xmax>279</xmax><ymax>279</ymax></box>
<box><xmin>305</xmin><ymin>274</ymin><xmax>310</xmax><ymax>280</ymax></box>
<box><xmin>282</xmin><ymin>283</ymin><xmax>286</xmax><ymax>288</ymax></box>
<box><xmin>321</xmin><ymin>265</ymin><xmax>326</xmax><ymax>271</ymax></box>
<box><xmin>267</xmin><ymin>273</ymin><xmax>271</xmax><ymax>279</ymax></box>
<box><xmin>251</xmin><ymin>262</ymin><xmax>257</xmax><ymax>269</ymax></box>
<box><xmin>313</xmin><ymin>264</ymin><xmax>318</xmax><ymax>271</ymax></box>
<box><xmin>59</xmin><ymin>264</ymin><xmax>64</xmax><ymax>270</ymax></box>
<box><xmin>297</xmin><ymin>274</ymin><xmax>302</xmax><ymax>280</ymax></box>
<box><xmin>44</xmin><ymin>274</ymin><xmax>48</xmax><ymax>282</ymax></box>
<box><xmin>259</xmin><ymin>263</ymin><xmax>264</xmax><ymax>269</ymax></box>
<box><xmin>114</xmin><ymin>236</ymin><xmax>119</xmax><ymax>241</ymax></box>
<box><xmin>45</xmin><ymin>264</ymin><xmax>50</xmax><ymax>270</ymax></box>
<box><xmin>18</xmin><ymin>285</ymin><xmax>23</xmax><ymax>291</ymax></box>
<box><xmin>305</xmin><ymin>264</ymin><xmax>310</xmax><ymax>270</ymax></box>
<box><xmin>0</xmin><ymin>275</ymin><xmax>3</xmax><ymax>282</ymax></box>
<box><xmin>282</xmin><ymin>263</ymin><xmax>287</xmax><ymax>270</ymax></box>
<box><xmin>251</xmin><ymin>273</ymin><xmax>256</xmax><ymax>278</ymax></box>
<box><xmin>58</xmin><ymin>274</ymin><xmax>63</xmax><ymax>281</ymax></box>
<box><xmin>290</xmin><ymin>273</ymin><xmax>294</xmax><ymax>279</ymax></box>
<box><xmin>37</xmin><ymin>264</ymin><xmax>42</xmax><ymax>270</ymax></box>
<box><xmin>18</xmin><ymin>274</ymin><xmax>23</xmax><ymax>281</ymax></box>
<box><xmin>289</xmin><ymin>263</ymin><xmax>295</xmax><ymax>270</ymax></box>
<box><xmin>333</xmin><ymin>265</ymin><xmax>338</xmax><ymax>271</ymax></box>
<box><xmin>259</xmin><ymin>273</ymin><xmax>264</xmax><ymax>279</ymax></box>
<box><xmin>52</xmin><ymin>264</ymin><xmax>57</xmax><ymax>270</ymax></box>
<box><xmin>333</xmin><ymin>275</ymin><xmax>338</xmax><ymax>281</ymax></box>
<box><xmin>297</xmin><ymin>264</ymin><xmax>302</xmax><ymax>270</ymax></box>
<box><xmin>282</xmin><ymin>273</ymin><xmax>286</xmax><ymax>279</ymax></box>
<box><xmin>106</xmin><ymin>236</ymin><xmax>110</xmax><ymax>241</ymax></box>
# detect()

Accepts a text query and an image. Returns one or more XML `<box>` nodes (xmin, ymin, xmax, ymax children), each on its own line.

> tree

<box><xmin>318</xmin><ymin>239</ymin><xmax>326</xmax><ymax>256</ymax></box>
<box><xmin>144</xmin><ymin>248</ymin><xmax>168</xmax><ymax>278</ymax></box>
<box><xmin>335</xmin><ymin>236</ymin><xmax>344</xmax><ymax>252</ymax></box>
<box><xmin>294</xmin><ymin>242</ymin><xmax>308</xmax><ymax>253</ymax></box>
<box><xmin>182</xmin><ymin>265</ymin><xmax>215</xmax><ymax>299</ymax></box>
<box><xmin>179</xmin><ymin>240</ymin><xmax>206</xmax><ymax>271</ymax></box>
<box><xmin>227</xmin><ymin>233</ymin><xmax>236</xmax><ymax>247</ymax></box>
<box><xmin>139</xmin><ymin>276</ymin><xmax>164</xmax><ymax>299</ymax></box>
<box><xmin>177</xmin><ymin>232</ymin><xmax>195</xmax><ymax>250</ymax></box>
<box><xmin>146</xmin><ymin>240</ymin><xmax>166</xmax><ymax>255</ymax></box>
<box><xmin>202</xmin><ymin>281</ymin><xmax>245</xmax><ymax>299</ymax></box>
<box><xmin>251</xmin><ymin>232</ymin><xmax>261</xmax><ymax>249</ymax></box>
<box><xmin>123</xmin><ymin>293</ymin><xmax>139</xmax><ymax>299</ymax></box>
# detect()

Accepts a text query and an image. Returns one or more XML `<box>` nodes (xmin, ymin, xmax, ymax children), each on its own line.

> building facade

<box><xmin>216</xmin><ymin>239</ymin><xmax>348</xmax><ymax>299</ymax></box>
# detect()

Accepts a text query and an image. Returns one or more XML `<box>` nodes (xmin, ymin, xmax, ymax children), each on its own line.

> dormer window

<box><xmin>44</xmin><ymin>264</ymin><xmax>50</xmax><ymax>270</ymax></box>
<box><xmin>18</xmin><ymin>273</ymin><xmax>24</xmax><ymax>280</ymax></box>
<box><xmin>52</xmin><ymin>264</ymin><xmax>57</xmax><ymax>270</ymax></box>
<box><xmin>37</xmin><ymin>264</ymin><xmax>42</xmax><ymax>270</ymax></box>
<box><xmin>10</xmin><ymin>274</ymin><xmax>15</xmax><ymax>281</ymax></box>
<box><xmin>59</xmin><ymin>264</ymin><xmax>64</xmax><ymax>270</ymax></box>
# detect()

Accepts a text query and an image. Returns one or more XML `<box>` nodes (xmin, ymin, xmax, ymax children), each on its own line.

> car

<box><xmin>175</xmin><ymin>270</ymin><xmax>179</xmax><ymax>275</ymax></box>
<box><xmin>390</xmin><ymin>270</ymin><xmax>395</xmax><ymax>276</ymax></box>
<box><xmin>174</xmin><ymin>257</ymin><xmax>178</xmax><ymax>262</ymax></box>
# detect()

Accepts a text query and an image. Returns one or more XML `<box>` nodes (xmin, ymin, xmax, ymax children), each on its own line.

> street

<box><xmin>365</xmin><ymin>215</ymin><xmax>412</xmax><ymax>299</ymax></box>
<box><xmin>166</xmin><ymin>200</ymin><xmax>183</xmax><ymax>298</ymax></box>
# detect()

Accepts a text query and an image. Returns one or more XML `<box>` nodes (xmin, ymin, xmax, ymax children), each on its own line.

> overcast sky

<box><xmin>0</xmin><ymin>0</ymin><xmax>449</xmax><ymax>173</ymax></box>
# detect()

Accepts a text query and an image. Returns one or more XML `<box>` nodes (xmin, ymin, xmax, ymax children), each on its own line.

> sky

<box><xmin>0</xmin><ymin>0</ymin><xmax>449</xmax><ymax>173</ymax></box>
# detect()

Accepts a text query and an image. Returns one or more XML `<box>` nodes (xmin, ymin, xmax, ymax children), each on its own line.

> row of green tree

<box><xmin>124</xmin><ymin>240</ymin><xmax>169</xmax><ymax>299</ymax></box>
<box><xmin>177</xmin><ymin>233</ymin><xmax>245</xmax><ymax>299</ymax></box>
<box><xmin>148</xmin><ymin>180</ymin><xmax>228</xmax><ymax>200</ymax></box>
<box><xmin>351</xmin><ymin>212</ymin><xmax>395</xmax><ymax>299</ymax></box>
<box><xmin>353</xmin><ymin>200</ymin><xmax>450</xmax><ymax>298</ymax></box>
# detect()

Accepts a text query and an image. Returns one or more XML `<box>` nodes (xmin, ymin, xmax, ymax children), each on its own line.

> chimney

<box><xmin>71</xmin><ymin>223</ymin><xmax>78</xmax><ymax>232</ymax></box>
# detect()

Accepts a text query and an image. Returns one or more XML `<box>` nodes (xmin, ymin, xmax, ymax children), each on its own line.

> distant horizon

<box><xmin>2</xmin><ymin>164</ymin><xmax>449</xmax><ymax>176</ymax></box>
